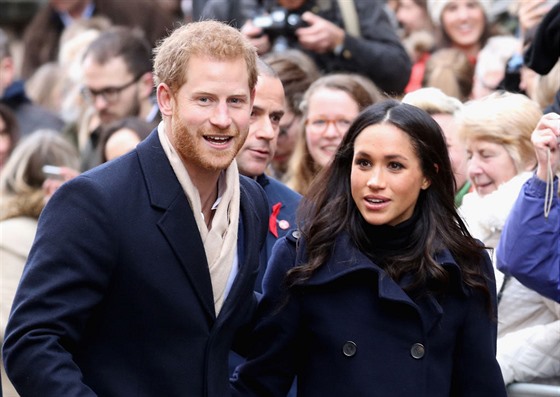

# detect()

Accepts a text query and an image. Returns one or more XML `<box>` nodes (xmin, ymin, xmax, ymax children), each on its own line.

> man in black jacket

<box><xmin>202</xmin><ymin>0</ymin><xmax>411</xmax><ymax>96</ymax></box>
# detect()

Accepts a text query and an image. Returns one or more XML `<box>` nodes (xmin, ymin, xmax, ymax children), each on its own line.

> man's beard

<box><xmin>171</xmin><ymin>107</ymin><xmax>247</xmax><ymax>172</ymax></box>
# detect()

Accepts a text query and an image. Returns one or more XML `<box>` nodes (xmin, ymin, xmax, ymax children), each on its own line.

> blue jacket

<box><xmin>3</xmin><ymin>131</ymin><xmax>269</xmax><ymax>397</ymax></box>
<box><xmin>256</xmin><ymin>174</ymin><xmax>301</xmax><ymax>291</ymax></box>
<box><xmin>497</xmin><ymin>176</ymin><xmax>560</xmax><ymax>302</ymax></box>
<box><xmin>232</xmin><ymin>232</ymin><xmax>507</xmax><ymax>397</ymax></box>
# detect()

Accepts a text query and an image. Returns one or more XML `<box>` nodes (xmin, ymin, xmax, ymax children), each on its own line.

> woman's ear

<box><xmin>421</xmin><ymin>163</ymin><xmax>437</xmax><ymax>190</ymax></box>
<box><xmin>156</xmin><ymin>83</ymin><xmax>173</xmax><ymax>117</ymax></box>
<box><xmin>421</xmin><ymin>177</ymin><xmax>431</xmax><ymax>190</ymax></box>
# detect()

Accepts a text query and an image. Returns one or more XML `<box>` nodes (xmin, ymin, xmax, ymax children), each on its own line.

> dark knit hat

<box><xmin>523</xmin><ymin>2</ymin><xmax>560</xmax><ymax>75</ymax></box>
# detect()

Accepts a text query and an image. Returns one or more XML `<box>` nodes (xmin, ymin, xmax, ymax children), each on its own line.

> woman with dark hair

<box><xmin>231</xmin><ymin>100</ymin><xmax>507</xmax><ymax>396</ymax></box>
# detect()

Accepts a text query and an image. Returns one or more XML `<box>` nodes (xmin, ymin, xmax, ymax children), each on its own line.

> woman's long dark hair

<box><xmin>288</xmin><ymin>100</ymin><xmax>491</xmax><ymax>305</ymax></box>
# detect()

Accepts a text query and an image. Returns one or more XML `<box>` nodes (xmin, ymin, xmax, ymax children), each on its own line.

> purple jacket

<box><xmin>497</xmin><ymin>176</ymin><xmax>560</xmax><ymax>302</ymax></box>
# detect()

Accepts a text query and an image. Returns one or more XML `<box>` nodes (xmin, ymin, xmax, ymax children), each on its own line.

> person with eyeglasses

<box><xmin>76</xmin><ymin>26</ymin><xmax>160</xmax><ymax>171</ymax></box>
<box><xmin>285</xmin><ymin>73</ymin><xmax>384</xmax><ymax>195</ymax></box>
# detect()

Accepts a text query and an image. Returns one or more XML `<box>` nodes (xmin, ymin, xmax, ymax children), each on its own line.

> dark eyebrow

<box><xmin>271</xmin><ymin>110</ymin><xmax>285</xmax><ymax>119</ymax></box>
<box><xmin>251</xmin><ymin>105</ymin><xmax>264</xmax><ymax>114</ymax></box>
<box><xmin>354</xmin><ymin>151</ymin><xmax>410</xmax><ymax>161</ymax></box>
<box><xmin>385</xmin><ymin>154</ymin><xmax>409</xmax><ymax>161</ymax></box>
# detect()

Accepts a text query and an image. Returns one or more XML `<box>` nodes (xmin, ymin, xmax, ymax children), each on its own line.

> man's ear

<box><xmin>156</xmin><ymin>83</ymin><xmax>173</xmax><ymax>117</ymax></box>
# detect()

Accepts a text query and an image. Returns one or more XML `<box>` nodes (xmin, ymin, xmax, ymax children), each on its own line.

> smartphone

<box><xmin>42</xmin><ymin>165</ymin><xmax>64</xmax><ymax>179</ymax></box>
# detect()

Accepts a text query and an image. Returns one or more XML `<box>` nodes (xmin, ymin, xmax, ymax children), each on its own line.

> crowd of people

<box><xmin>0</xmin><ymin>0</ymin><xmax>559</xmax><ymax>396</ymax></box>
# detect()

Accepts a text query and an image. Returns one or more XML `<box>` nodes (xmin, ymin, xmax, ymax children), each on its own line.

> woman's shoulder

<box><xmin>0</xmin><ymin>216</ymin><xmax>38</xmax><ymax>257</ymax></box>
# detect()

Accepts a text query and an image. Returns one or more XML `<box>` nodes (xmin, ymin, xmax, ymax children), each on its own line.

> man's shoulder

<box><xmin>261</xmin><ymin>175</ymin><xmax>301</xmax><ymax>206</ymax></box>
<box><xmin>239</xmin><ymin>175</ymin><xmax>266</xmax><ymax>202</ymax></box>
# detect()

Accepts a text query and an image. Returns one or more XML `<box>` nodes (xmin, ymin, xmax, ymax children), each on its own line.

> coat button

<box><xmin>342</xmin><ymin>341</ymin><xmax>357</xmax><ymax>357</ymax></box>
<box><xmin>410</xmin><ymin>343</ymin><xmax>425</xmax><ymax>359</ymax></box>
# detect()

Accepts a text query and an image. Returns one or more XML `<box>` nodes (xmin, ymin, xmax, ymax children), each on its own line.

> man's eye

<box><xmin>103</xmin><ymin>88</ymin><xmax>119</xmax><ymax>96</ymax></box>
<box><xmin>312</xmin><ymin>119</ymin><xmax>326</xmax><ymax>127</ymax></box>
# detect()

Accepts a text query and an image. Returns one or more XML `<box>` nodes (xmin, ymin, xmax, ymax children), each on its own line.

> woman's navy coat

<box><xmin>232</xmin><ymin>232</ymin><xmax>507</xmax><ymax>397</ymax></box>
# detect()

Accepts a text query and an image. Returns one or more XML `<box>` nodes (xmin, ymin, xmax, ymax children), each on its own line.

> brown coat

<box><xmin>21</xmin><ymin>0</ymin><xmax>175</xmax><ymax>79</ymax></box>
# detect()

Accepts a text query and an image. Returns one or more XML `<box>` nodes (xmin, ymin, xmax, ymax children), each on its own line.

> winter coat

<box><xmin>231</xmin><ymin>231</ymin><xmax>506</xmax><ymax>397</ymax></box>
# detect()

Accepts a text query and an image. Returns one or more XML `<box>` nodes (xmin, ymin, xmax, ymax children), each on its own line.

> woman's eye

<box><xmin>355</xmin><ymin>158</ymin><xmax>370</xmax><ymax>167</ymax></box>
<box><xmin>312</xmin><ymin>119</ymin><xmax>326</xmax><ymax>127</ymax></box>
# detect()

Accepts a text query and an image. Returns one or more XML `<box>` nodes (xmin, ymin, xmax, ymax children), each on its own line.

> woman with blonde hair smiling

<box><xmin>285</xmin><ymin>73</ymin><xmax>383</xmax><ymax>195</ymax></box>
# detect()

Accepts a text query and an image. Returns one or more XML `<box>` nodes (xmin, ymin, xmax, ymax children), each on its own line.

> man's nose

<box><xmin>210</xmin><ymin>102</ymin><xmax>232</xmax><ymax>129</ymax></box>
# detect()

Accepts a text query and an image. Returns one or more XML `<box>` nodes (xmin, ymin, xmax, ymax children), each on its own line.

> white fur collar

<box><xmin>459</xmin><ymin>172</ymin><xmax>533</xmax><ymax>241</ymax></box>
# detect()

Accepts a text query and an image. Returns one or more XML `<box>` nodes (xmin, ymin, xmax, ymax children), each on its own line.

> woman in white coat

<box><xmin>458</xmin><ymin>92</ymin><xmax>560</xmax><ymax>386</ymax></box>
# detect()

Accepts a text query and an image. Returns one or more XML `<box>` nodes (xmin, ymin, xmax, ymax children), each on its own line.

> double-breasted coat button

<box><xmin>410</xmin><ymin>343</ymin><xmax>425</xmax><ymax>359</ymax></box>
<box><xmin>342</xmin><ymin>341</ymin><xmax>357</xmax><ymax>357</ymax></box>
<box><xmin>291</xmin><ymin>230</ymin><xmax>301</xmax><ymax>239</ymax></box>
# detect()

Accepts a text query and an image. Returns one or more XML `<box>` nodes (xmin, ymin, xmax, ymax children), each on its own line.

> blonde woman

<box><xmin>0</xmin><ymin>129</ymin><xmax>80</xmax><ymax>397</ymax></box>
<box><xmin>285</xmin><ymin>73</ymin><xmax>384</xmax><ymax>195</ymax></box>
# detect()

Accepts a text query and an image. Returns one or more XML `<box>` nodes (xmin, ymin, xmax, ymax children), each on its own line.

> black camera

<box><xmin>252</xmin><ymin>7</ymin><xmax>307</xmax><ymax>51</ymax></box>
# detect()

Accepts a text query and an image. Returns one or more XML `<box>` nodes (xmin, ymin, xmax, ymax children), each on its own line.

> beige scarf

<box><xmin>158</xmin><ymin>124</ymin><xmax>240</xmax><ymax>315</ymax></box>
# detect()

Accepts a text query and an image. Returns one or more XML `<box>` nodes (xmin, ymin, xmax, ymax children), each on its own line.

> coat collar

<box><xmin>135</xmin><ymin>132</ymin><xmax>259</xmax><ymax>323</ymax></box>
<box><xmin>298</xmin><ymin>232</ymin><xmax>469</xmax><ymax>332</ymax></box>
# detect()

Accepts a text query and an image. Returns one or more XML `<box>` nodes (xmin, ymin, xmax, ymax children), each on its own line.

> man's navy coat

<box><xmin>3</xmin><ymin>131</ymin><xmax>269</xmax><ymax>397</ymax></box>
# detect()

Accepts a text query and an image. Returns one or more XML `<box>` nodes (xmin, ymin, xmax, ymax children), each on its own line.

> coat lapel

<box><xmin>218</xmin><ymin>180</ymin><xmax>260</xmax><ymax>319</ymax></box>
<box><xmin>137</xmin><ymin>132</ymin><xmax>216</xmax><ymax>321</ymax></box>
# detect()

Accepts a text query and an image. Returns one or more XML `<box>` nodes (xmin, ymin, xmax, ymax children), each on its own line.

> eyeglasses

<box><xmin>81</xmin><ymin>74</ymin><xmax>142</xmax><ymax>104</ymax></box>
<box><xmin>306</xmin><ymin>117</ymin><xmax>353</xmax><ymax>133</ymax></box>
